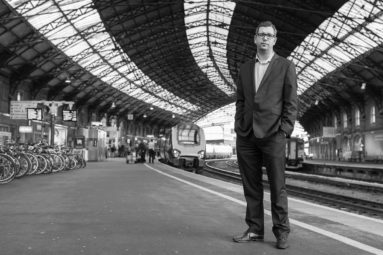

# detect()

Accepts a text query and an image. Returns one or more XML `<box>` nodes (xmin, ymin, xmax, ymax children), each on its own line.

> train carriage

<box><xmin>158</xmin><ymin>123</ymin><xmax>205</xmax><ymax>172</ymax></box>
<box><xmin>285</xmin><ymin>137</ymin><xmax>305</xmax><ymax>169</ymax></box>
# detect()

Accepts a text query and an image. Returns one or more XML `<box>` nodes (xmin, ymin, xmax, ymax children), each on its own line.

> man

<box><xmin>148</xmin><ymin>139</ymin><xmax>155</xmax><ymax>163</ymax></box>
<box><xmin>233</xmin><ymin>21</ymin><xmax>297</xmax><ymax>249</ymax></box>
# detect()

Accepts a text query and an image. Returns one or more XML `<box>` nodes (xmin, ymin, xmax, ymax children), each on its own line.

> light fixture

<box><xmin>172</xmin><ymin>114</ymin><xmax>175</xmax><ymax>118</ymax></box>
<box><xmin>16</xmin><ymin>91</ymin><xmax>21</xmax><ymax>101</ymax></box>
<box><xmin>315</xmin><ymin>100</ymin><xmax>319</xmax><ymax>105</ymax></box>
<box><xmin>150</xmin><ymin>106</ymin><xmax>154</xmax><ymax>110</ymax></box>
<box><xmin>111</xmin><ymin>102</ymin><xmax>116</xmax><ymax>108</ymax></box>
<box><xmin>65</xmin><ymin>77</ymin><xmax>71</xmax><ymax>83</ymax></box>
<box><xmin>143</xmin><ymin>114</ymin><xmax>147</xmax><ymax>118</ymax></box>
<box><xmin>361</xmin><ymin>82</ymin><xmax>366</xmax><ymax>90</ymax></box>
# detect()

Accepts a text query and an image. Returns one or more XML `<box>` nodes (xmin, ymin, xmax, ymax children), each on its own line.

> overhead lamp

<box><xmin>143</xmin><ymin>114</ymin><xmax>147</xmax><ymax>118</ymax></box>
<box><xmin>361</xmin><ymin>82</ymin><xmax>366</xmax><ymax>90</ymax></box>
<box><xmin>65</xmin><ymin>77</ymin><xmax>71</xmax><ymax>83</ymax></box>
<box><xmin>150</xmin><ymin>106</ymin><xmax>154</xmax><ymax>110</ymax></box>
<box><xmin>111</xmin><ymin>102</ymin><xmax>116</xmax><ymax>108</ymax></box>
<box><xmin>315</xmin><ymin>100</ymin><xmax>319</xmax><ymax>105</ymax></box>
<box><xmin>172</xmin><ymin>114</ymin><xmax>175</xmax><ymax>118</ymax></box>
<box><xmin>16</xmin><ymin>91</ymin><xmax>21</xmax><ymax>101</ymax></box>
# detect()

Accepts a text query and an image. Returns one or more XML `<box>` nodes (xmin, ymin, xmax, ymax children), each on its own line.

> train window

<box><xmin>177</xmin><ymin>126</ymin><xmax>200</xmax><ymax>145</ymax></box>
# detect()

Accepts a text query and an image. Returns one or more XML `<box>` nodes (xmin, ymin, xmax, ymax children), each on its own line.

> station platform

<box><xmin>1</xmin><ymin>158</ymin><xmax>383</xmax><ymax>255</ymax></box>
<box><xmin>302</xmin><ymin>159</ymin><xmax>383</xmax><ymax>183</ymax></box>
<box><xmin>304</xmin><ymin>159</ymin><xmax>383</xmax><ymax>170</ymax></box>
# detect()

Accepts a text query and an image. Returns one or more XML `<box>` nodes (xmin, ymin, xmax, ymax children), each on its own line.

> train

<box><xmin>158</xmin><ymin>123</ymin><xmax>206</xmax><ymax>172</ymax></box>
<box><xmin>150</xmin><ymin>122</ymin><xmax>302</xmax><ymax>171</ymax></box>
<box><xmin>285</xmin><ymin>137</ymin><xmax>305</xmax><ymax>169</ymax></box>
<box><xmin>205</xmin><ymin>143</ymin><xmax>233</xmax><ymax>159</ymax></box>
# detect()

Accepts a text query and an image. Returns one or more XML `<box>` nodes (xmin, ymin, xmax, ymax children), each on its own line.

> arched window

<box><xmin>343</xmin><ymin>112</ymin><xmax>348</xmax><ymax>128</ymax></box>
<box><xmin>355</xmin><ymin>108</ymin><xmax>360</xmax><ymax>126</ymax></box>
<box><xmin>370</xmin><ymin>105</ymin><xmax>376</xmax><ymax>124</ymax></box>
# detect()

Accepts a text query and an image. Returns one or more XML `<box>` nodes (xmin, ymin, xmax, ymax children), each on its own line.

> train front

<box><xmin>171</xmin><ymin>123</ymin><xmax>206</xmax><ymax>171</ymax></box>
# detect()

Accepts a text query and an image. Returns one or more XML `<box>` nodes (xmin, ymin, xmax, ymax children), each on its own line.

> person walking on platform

<box><xmin>137</xmin><ymin>141</ymin><xmax>147</xmax><ymax>163</ymax></box>
<box><xmin>148</xmin><ymin>139</ymin><xmax>155</xmax><ymax>163</ymax></box>
<box><xmin>233</xmin><ymin>21</ymin><xmax>298</xmax><ymax>249</ymax></box>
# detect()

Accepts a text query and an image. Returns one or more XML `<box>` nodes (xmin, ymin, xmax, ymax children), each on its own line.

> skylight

<box><xmin>184</xmin><ymin>0</ymin><xmax>236</xmax><ymax>96</ymax></box>
<box><xmin>289</xmin><ymin>0</ymin><xmax>383</xmax><ymax>95</ymax></box>
<box><xmin>7</xmin><ymin>0</ymin><xmax>200</xmax><ymax>115</ymax></box>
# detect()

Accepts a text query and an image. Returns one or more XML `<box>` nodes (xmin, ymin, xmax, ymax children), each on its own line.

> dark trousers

<box><xmin>236</xmin><ymin>130</ymin><xmax>290</xmax><ymax>238</ymax></box>
<box><xmin>148</xmin><ymin>149</ymin><xmax>155</xmax><ymax>163</ymax></box>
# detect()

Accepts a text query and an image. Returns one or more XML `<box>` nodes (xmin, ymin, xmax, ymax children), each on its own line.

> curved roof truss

<box><xmin>3</xmin><ymin>0</ymin><xmax>382</xmax><ymax>130</ymax></box>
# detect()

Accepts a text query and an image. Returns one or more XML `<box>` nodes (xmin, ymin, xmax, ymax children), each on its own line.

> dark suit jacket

<box><xmin>234</xmin><ymin>54</ymin><xmax>297</xmax><ymax>138</ymax></box>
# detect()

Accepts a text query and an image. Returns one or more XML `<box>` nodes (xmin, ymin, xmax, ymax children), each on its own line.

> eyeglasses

<box><xmin>256</xmin><ymin>33</ymin><xmax>276</xmax><ymax>39</ymax></box>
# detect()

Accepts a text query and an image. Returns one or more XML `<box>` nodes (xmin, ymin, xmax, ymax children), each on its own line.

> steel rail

<box><xmin>203</xmin><ymin>162</ymin><xmax>383</xmax><ymax>219</ymax></box>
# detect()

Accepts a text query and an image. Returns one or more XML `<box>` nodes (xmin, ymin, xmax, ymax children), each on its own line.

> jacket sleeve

<box><xmin>280</xmin><ymin>61</ymin><xmax>298</xmax><ymax>137</ymax></box>
<box><xmin>235</xmin><ymin>69</ymin><xmax>245</xmax><ymax>123</ymax></box>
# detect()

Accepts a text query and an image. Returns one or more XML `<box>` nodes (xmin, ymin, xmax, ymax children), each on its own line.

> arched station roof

<box><xmin>1</xmin><ymin>0</ymin><xmax>382</xmax><ymax>129</ymax></box>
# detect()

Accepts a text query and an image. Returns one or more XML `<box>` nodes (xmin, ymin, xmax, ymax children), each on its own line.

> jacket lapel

<box><xmin>257</xmin><ymin>54</ymin><xmax>279</xmax><ymax>92</ymax></box>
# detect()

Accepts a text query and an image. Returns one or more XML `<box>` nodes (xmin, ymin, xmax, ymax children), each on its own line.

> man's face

<box><xmin>254</xmin><ymin>26</ymin><xmax>277</xmax><ymax>51</ymax></box>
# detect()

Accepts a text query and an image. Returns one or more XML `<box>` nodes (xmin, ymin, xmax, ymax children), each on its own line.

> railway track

<box><xmin>203</xmin><ymin>162</ymin><xmax>383</xmax><ymax>219</ymax></box>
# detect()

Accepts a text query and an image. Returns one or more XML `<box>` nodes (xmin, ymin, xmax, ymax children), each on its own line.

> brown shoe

<box><xmin>276</xmin><ymin>236</ymin><xmax>289</xmax><ymax>249</ymax></box>
<box><xmin>233</xmin><ymin>231</ymin><xmax>264</xmax><ymax>243</ymax></box>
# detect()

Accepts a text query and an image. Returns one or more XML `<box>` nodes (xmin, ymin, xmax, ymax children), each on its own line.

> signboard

<box><xmin>10</xmin><ymin>100</ymin><xmax>74</xmax><ymax>119</ymax></box>
<box><xmin>91</xmin><ymin>121</ymin><xmax>103</xmax><ymax>126</ymax></box>
<box><xmin>10</xmin><ymin>101</ymin><xmax>39</xmax><ymax>119</ymax></box>
<box><xmin>19</xmin><ymin>126</ymin><xmax>33</xmax><ymax>133</ymax></box>
<box><xmin>127</xmin><ymin>114</ymin><xmax>134</xmax><ymax>120</ymax></box>
<box><xmin>322</xmin><ymin>126</ymin><xmax>335</xmax><ymax>138</ymax></box>
<box><xmin>74</xmin><ymin>137</ymin><xmax>85</xmax><ymax>149</ymax></box>
<box><xmin>27</xmin><ymin>108</ymin><xmax>43</xmax><ymax>121</ymax></box>
<box><xmin>63</xmin><ymin>110</ymin><xmax>77</xmax><ymax>121</ymax></box>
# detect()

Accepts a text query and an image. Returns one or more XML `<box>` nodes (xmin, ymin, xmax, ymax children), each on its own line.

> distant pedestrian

<box><xmin>111</xmin><ymin>145</ymin><xmax>116</xmax><ymax>158</ymax></box>
<box><xmin>138</xmin><ymin>141</ymin><xmax>146</xmax><ymax>163</ymax></box>
<box><xmin>148</xmin><ymin>139</ymin><xmax>155</xmax><ymax>163</ymax></box>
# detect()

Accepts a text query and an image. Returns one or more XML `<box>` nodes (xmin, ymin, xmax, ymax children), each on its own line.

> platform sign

<box><xmin>10</xmin><ymin>101</ymin><xmax>39</xmax><ymax>119</ymax></box>
<box><xmin>19</xmin><ymin>126</ymin><xmax>33</xmax><ymax>133</ymax></box>
<box><xmin>63</xmin><ymin>110</ymin><xmax>77</xmax><ymax>121</ymax></box>
<box><xmin>27</xmin><ymin>108</ymin><xmax>43</xmax><ymax>121</ymax></box>
<box><xmin>74</xmin><ymin>137</ymin><xmax>85</xmax><ymax>149</ymax></box>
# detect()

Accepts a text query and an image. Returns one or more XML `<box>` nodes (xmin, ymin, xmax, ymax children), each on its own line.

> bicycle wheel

<box><xmin>0</xmin><ymin>154</ymin><xmax>16</xmax><ymax>184</ymax></box>
<box><xmin>35</xmin><ymin>154</ymin><xmax>48</xmax><ymax>175</ymax></box>
<box><xmin>42</xmin><ymin>154</ymin><xmax>53</xmax><ymax>174</ymax></box>
<box><xmin>51</xmin><ymin>154</ymin><xmax>64</xmax><ymax>173</ymax></box>
<box><xmin>15</xmin><ymin>153</ymin><xmax>32</xmax><ymax>178</ymax></box>
<box><xmin>25</xmin><ymin>153</ymin><xmax>39</xmax><ymax>175</ymax></box>
<box><xmin>67</xmin><ymin>155</ymin><xmax>77</xmax><ymax>170</ymax></box>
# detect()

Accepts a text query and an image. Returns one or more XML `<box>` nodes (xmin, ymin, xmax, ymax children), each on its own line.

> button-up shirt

<box><xmin>254</xmin><ymin>52</ymin><xmax>274</xmax><ymax>93</ymax></box>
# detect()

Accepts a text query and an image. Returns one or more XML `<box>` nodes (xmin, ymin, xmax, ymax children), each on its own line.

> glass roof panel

<box><xmin>27</xmin><ymin>12</ymin><xmax>58</xmax><ymax>28</ymax></box>
<box><xmin>289</xmin><ymin>0</ymin><xmax>383</xmax><ymax>95</ymax></box>
<box><xmin>184</xmin><ymin>0</ymin><xmax>236</xmax><ymax>96</ymax></box>
<box><xmin>7</xmin><ymin>0</ymin><xmax>200</xmax><ymax>116</ymax></box>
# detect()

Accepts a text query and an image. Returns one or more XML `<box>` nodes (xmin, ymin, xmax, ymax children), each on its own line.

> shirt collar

<box><xmin>256</xmin><ymin>52</ymin><xmax>274</xmax><ymax>64</ymax></box>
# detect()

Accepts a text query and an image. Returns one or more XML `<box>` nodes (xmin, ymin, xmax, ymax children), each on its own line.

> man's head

<box><xmin>254</xmin><ymin>21</ymin><xmax>277</xmax><ymax>52</ymax></box>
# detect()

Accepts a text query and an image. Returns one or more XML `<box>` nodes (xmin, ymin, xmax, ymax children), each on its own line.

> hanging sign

<box><xmin>10</xmin><ymin>101</ymin><xmax>39</xmax><ymax>119</ymax></box>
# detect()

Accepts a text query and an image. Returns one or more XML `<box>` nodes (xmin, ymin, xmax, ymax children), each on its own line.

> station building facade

<box><xmin>0</xmin><ymin>75</ymin><xmax>167</xmax><ymax>161</ymax></box>
<box><xmin>306</xmin><ymin>98</ymin><xmax>383</xmax><ymax>162</ymax></box>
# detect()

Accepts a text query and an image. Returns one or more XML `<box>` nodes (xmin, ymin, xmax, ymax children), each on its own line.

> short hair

<box><xmin>255</xmin><ymin>21</ymin><xmax>277</xmax><ymax>36</ymax></box>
